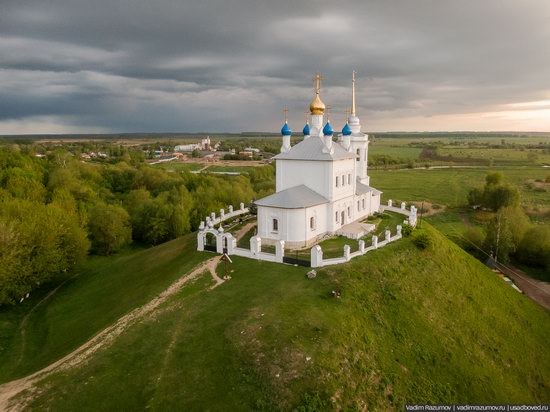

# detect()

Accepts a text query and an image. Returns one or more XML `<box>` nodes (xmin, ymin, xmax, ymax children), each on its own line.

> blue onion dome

<box><xmin>322</xmin><ymin>120</ymin><xmax>333</xmax><ymax>136</ymax></box>
<box><xmin>281</xmin><ymin>122</ymin><xmax>292</xmax><ymax>136</ymax></box>
<box><xmin>302</xmin><ymin>122</ymin><xmax>310</xmax><ymax>136</ymax></box>
<box><xmin>342</xmin><ymin>122</ymin><xmax>352</xmax><ymax>136</ymax></box>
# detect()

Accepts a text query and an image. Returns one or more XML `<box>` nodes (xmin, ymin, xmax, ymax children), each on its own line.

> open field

<box><xmin>370</xmin><ymin>166</ymin><xmax>549</xmax><ymax>209</ymax></box>
<box><xmin>1</xmin><ymin>224</ymin><xmax>548</xmax><ymax>410</ymax></box>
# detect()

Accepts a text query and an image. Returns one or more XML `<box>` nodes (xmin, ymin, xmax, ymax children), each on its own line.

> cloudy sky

<box><xmin>1</xmin><ymin>0</ymin><xmax>550</xmax><ymax>134</ymax></box>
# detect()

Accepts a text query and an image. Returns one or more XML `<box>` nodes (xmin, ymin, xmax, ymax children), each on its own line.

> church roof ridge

<box><xmin>273</xmin><ymin>136</ymin><xmax>355</xmax><ymax>161</ymax></box>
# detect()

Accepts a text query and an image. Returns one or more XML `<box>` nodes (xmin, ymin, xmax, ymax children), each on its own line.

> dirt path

<box><xmin>498</xmin><ymin>264</ymin><xmax>550</xmax><ymax>311</ymax></box>
<box><xmin>0</xmin><ymin>257</ymin><xmax>220</xmax><ymax>412</ymax></box>
<box><xmin>234</xmin><ymin>222</ymin><xmax>256</xmax><ymax>242</ymax></box>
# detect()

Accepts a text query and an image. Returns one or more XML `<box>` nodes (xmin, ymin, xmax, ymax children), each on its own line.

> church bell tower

<box><xmin>348</xmin><ymin>71</ymin><xmax>370</xmax><ymax>185</ymax></box>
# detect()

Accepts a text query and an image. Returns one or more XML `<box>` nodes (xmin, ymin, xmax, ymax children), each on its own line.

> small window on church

<box><xmin>362</xmin><ymin>198</ymin><xmax>365</xmax><ymax>209</ymax></box>
<box><xmin>357</xmin><ymin>200</ymin><xmax>360</xmax><ymax>211</ymax></box>
<box><xmin>356</xmin><ymin>148</ymin><xmax>360</xmax><ymax>161</ymax></box>
<box><xmin>335</xmin><ymin>211</ymin><xmax>338</xmax><ymax>223</ymax></box>
<box><xmin>347</xmin><ymin>206</ymin><xmax>351</xmax><ymax>217</ymax></box>
<box><xmin>336</xmin><ymin>176</ymin><xmax>339</xmax><ymax>187</ymax></box>
<box><xmin>310</xmin><ymin>216</ymin><xmax>315</xmax><ymax>230</ymax></box>
<box><xmin>342</xmin><ymin>175</ymin><xmax>345</xmax><ymax>185</ymax></box>
<box><xmin>272</xmin><ymin>219</ymin><xmax>278</xmax><ymax>232</ymax></box>
<box><xmin>348</xmin><ymin>174</ymin><xmax>351</xmax><ymax>185</ymax></box>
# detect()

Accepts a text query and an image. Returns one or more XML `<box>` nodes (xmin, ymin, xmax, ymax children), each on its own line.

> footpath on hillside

<box><xmin>0</xmin><ymin>256</ymin><xmax>221</xmax><ymax>412</ymax></box>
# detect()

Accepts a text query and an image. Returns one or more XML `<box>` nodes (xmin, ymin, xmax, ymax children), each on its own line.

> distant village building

<box><xmin>255</xmin><ymin>72</ymin><xmax>381</xmax><ymax>248</ymax></box>
<box><xmin>175</xmin><ymin>136</ymin><xmax>215</xmax><ymax>153</ymax></box>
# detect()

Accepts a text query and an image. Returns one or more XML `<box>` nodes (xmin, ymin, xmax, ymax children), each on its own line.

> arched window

<box><xmin>310</xmin><ymin>216</ymin><xmax>315</xmax><ymax>230</ymax></box>
<box><xmin>348</xmin><ymin>174</ymin><xmax>351</xmax><ymax>184</ymax></box>
<box><xmin>272</xmin><ymin>219</ymin><xmax>278</xmax><ymax>232</ymax></box>
<box><xmin>356</xmin><ymin>148</ymin><xmax>360</xmax><ymax>161</ymax></box>
<box><xmin>335</xmin><ymin>211</ymin><xmax>339</xmax><ymax>223</ymax></box>
<box><xmin>336</xmin><ymin>176</ymin><xmax>339</xmax><ymax>187</ymax></box>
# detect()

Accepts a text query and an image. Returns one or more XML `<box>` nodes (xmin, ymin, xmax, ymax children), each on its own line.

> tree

<box><xmin>516</xmin><ymin>226</ymin><xmax>550</xmax><ymax>270</ymax></box>
<box><xmin>483</xmin><ymin>211</ymin><xmax>514</xmax><ymax>263</ymax></box>
<box><xmin>483</xmin><ymin>184</ymin><xmax>520</xmax><ymax>211</ymax></box>
<box><xmin>485</xmin><ymin>172</ymin><xmax>503</xmax><ymax>185</ymax></box>
<box><xmin>467</xmin><ymin>187</ymin><xmax>484</xmax><ymax>207</ymax></box>
<box><xmin>88</xmin><ymin>203</ymin><xmax>132</xmax><ymax>255</ymax></box>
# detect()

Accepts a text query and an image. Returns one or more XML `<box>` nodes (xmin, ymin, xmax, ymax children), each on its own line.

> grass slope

<box><xmin>14</xmin><ymin>224</ymin><xmax>550</xmax><ymax>410</ymax></box>
<box><xmin>0</xmin><ymin>233</ymin><xmax>207</xmax><ymax>383</ymax></box>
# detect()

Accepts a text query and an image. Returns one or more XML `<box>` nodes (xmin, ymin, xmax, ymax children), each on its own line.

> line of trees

<box><xmin>465</xmin><ymin>172</ymin><xmax>549</xmax><ymax>270</ymax></box>
<box><xmin>0</xmin><ymin>144</ymin><xmax>275</xmax><ymax>306</ymax></box>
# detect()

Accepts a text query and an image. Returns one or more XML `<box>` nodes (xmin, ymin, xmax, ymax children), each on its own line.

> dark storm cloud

<box><xmin>1</xmin><ymin>0</ymin><xmax>549</xmax><ymax>133</ymax></box>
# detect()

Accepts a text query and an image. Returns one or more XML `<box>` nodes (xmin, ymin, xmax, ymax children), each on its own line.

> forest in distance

<box><xmin>0</xmin><ymin>143</ymin><xmax>274</xmax><ymax>306</ymax></box>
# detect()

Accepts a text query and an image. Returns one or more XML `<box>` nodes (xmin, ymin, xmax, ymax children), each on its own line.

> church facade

<box><xmin>255</xmin><ymin>73</ymin><xmax>381</xmax><ymax>248</ymax></box>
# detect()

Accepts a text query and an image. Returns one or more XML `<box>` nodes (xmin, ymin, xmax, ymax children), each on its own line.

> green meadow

<box><xmin>3</xmin><ymin>225</ymin><xmax>547</xmax><ymax>410</ymax></box>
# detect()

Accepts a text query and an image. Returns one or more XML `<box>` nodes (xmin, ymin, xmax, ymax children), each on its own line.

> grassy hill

<box><xmin>3</xmin><ymin>225</ymin><xmax>550</xmax><ymax>410</ymax></box>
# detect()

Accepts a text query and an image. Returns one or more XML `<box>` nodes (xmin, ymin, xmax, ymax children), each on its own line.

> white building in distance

<box><xmin>255</xmin><ymin>72</ymin><xmax>381</xmax><ymax>248</ymax></box>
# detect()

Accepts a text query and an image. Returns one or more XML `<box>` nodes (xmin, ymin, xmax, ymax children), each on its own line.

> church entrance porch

<box><xmin>336</xmin><ymin>221</ymin><xmax>375</xmax><ymax>240</ymax></box>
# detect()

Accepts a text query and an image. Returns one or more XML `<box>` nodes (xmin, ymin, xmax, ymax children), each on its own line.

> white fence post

<box><xmin>372</xmin><ymin>235</ymin><xmax>378</xmax><ymax>249</ymax></box>
<box><xmin>385</xmin><ymin>230</ymin><xmax>391</xmax><ymax>243</ymax></box>
<box><xmin>311</xmin><ymin>245</ymin><xmax>323</xmax><ymax>268</ymax></box>
<box><xmin>388</xmin><ymin>199</ymin><xmax>393</xmax><ymax>207</ymax></box>
<box><xmin>359</xmin><ymin>239</ymin><xmax>365</xmax><ymax>254</ymax></box>
<box><xmin>401</xmin><ymin>202</ymin><xmax>406</xmax><ymax>210</ymax></box>
<box><xmin>240</xmin><ymin>202</ymin><xmax>245</xmax><ymax>211</ymax></box>
<box><xmin>276</xmin><ymin>240</ymin><xmax>285</xmax><ymax>263</ymax></box>
<box><xmin>250</xmin><ymin>236</ymin><xmax>261</xmax><ymax>257</ymax></box>
<box><xmin>228</xmin><ymin>205</ymin><xmax>233</xmax><ymax>214</ymax></box>
<box><xmin>344</xmin><ymin>245</ymin><xmax>351</xmax><ymax>261</ymax></box>
<box><xmin>220</xmin><ymin>208</ymin><xmax>225</xmax><ymax>219</ymax></box>
<box><xmin>396</xmin><ymin>225</ymin><xmax>402</xmax><ymax>238</ymax></box>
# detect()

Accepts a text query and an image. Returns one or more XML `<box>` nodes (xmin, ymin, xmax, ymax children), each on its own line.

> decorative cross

<box><xmin>283</xmin><ymin>105</ymin><xmax>288</xmax><ymax>122</ymax></box>
<box><xmin>313</xmin><ymin>72</ymin><xmax>323</xmax><ymax>94</ymax></box>
<box><xmin>325</xmin><ymin>105</ymin><xmax>332</xmax><ymax>121</ymax></box>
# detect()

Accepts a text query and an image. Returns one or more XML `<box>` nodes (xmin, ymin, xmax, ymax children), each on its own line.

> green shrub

<box><xmin>461</xmin><ymin>227</ymin><xmax>484</xmax><ymax>252</ymax></box>
<box><xmin>413</xmin><ymin>231</ymin><xmax>432</xmax><ymax>249</ymax></box>
<box><xmin>294</xmin><ymin>392</ymin><xmax>328</xmax><ymax>412</ymax></box>
<box><xmin>402</xmin><ymin>224</ymin><xmax>414</xmax><ymax>237</ymax></box>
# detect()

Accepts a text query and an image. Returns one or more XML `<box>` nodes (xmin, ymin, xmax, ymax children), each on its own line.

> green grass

<box><xmin>437</xmin><ymin>147</ymin><xmax>550</xmax><ymax>165</ymax></box>
<box><xmin>0</xmin><ymin>233</ymin><xmax>207</xmax><ymax>383</ymax></box>
<box><xmin>207</xmin><ymin>165</ymin><xmax>259</xmax><ymax>174</ymax></box>
<box><xmin>154</xmin><ymin>162</ymin><xmax>204</xmax><ymax>172</ymax></box>
<box><xmin>14</xmin><ymin>224</ymin><xmax>550</xmax><ymax>410</ymax></box>
<box><xmin>370</xmin><ymin>166</ymin><xmax>549</xmax><ymax>208</ymax></box>
<box><xmin>369</xmin><ymin>143</ymin><xmax>423</xmax><ymax>160</ymax></box>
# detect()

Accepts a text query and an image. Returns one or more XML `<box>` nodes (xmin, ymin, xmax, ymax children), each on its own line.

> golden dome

<box><xmin>309</xmin><ymin>93</ymin><xmax>325</xmax><ymax>115</ymax></box>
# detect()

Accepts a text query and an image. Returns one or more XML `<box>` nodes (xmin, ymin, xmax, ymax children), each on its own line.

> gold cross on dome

<box><xmin>313</xmin><ymin>72</ymin><xmax>323</xmax><ymax>94</ymax></box>
<box><xmin>283</xmin><ymin>106</ymin><xmax>288</xmax><ymax>122</ymax></box>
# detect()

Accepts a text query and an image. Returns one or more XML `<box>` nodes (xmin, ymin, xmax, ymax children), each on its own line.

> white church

<box><xmin>255</xmin><ymin>73</ymin><xmax>381</xmax><ymax>248</ymax></box>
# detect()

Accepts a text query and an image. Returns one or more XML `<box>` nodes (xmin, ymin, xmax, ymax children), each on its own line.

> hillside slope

<box><xmin>8</xmin><ymin>225</ymin><xmax>550</xmax><ymax>410</ymax></box>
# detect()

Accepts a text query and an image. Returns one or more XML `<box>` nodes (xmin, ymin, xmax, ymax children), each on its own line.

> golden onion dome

<box><xmin>309</xmin><ymin>93</ymin><xmax>325</xmax><ymax>115</ymax></box>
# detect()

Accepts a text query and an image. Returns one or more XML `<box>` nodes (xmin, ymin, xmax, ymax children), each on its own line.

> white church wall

<box><xmin>331</xmin><ymin>159</ymin><xmax>356</xmax><ymax>202</ymax></box>
<box><xmin>258</xmin><ymin>203</ymin><xmax>328</xmax><ymax>248</ymax></box>
<box><xmin>276</xmin><ymin>159</ymin><xmax>331</xmax><ymax>199</ymax></box>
